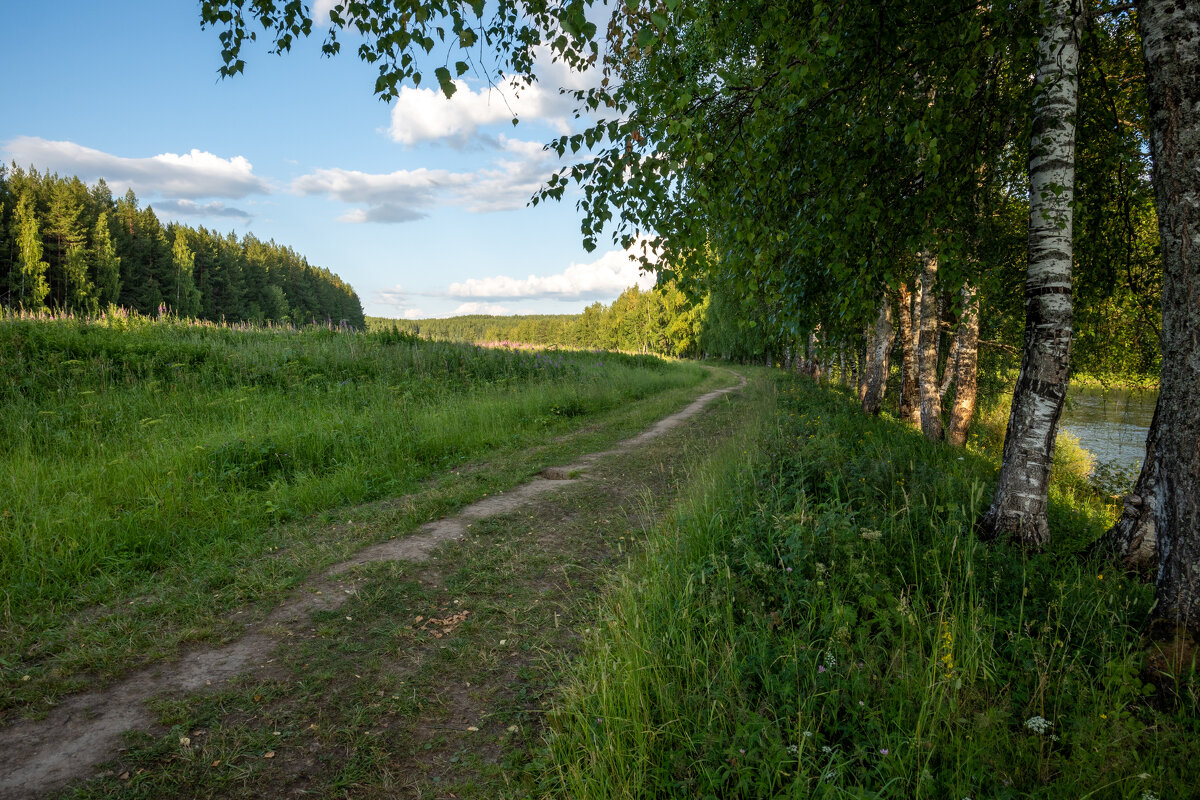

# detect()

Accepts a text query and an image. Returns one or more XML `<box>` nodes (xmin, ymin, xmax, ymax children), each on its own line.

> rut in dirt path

<box><xmin>0</xmin><ymin>373</ymin><xmax>744</xmax><ymax>800</ymax></box>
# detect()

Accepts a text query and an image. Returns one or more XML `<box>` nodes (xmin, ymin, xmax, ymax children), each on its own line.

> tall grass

<box><xmin>0</xmin><ymin>315</ymin><xmax>702</xmax><ymax>684</ymax></box>
<box><xmin>543</xmin><ymin>375</ymin><xmax>1196</xmax><ymax>799</ymax></box>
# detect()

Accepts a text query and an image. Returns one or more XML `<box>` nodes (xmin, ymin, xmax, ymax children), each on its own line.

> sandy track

<box><xmin>0</xmin><ymin>373</ymin><xmax>743</xmax><ymax>800</ymax></box>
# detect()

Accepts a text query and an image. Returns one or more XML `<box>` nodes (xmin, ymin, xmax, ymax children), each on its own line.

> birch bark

<box><xmin>1097</xmin><ymin>401</ymin><xmax>1158</xmax><ymax>571</ymax></box>
<box><xmin>898</xmin><ymin>281</ymin><xmax>922</xmax><ymax>426</ymax></box>
<box><xmin>918</xmin><ymin>251</ymin><xmax>943</xmax><ymax>440</ymax></box>
<box><xmin>979</xmin><ymin>0</ymin><xmax>1082</xmax><ymax>548</ymax></box>
<box><xmin>939</xmin><ymin>334</ymin><xmax>961</xmax><ymax>401</ymax></box>
<box><xmin>1138</xmin><ymin>0</ymin><xmax>1200</xmax><ymax>640</ymax></box>
<box><xmin>946</xmin><ymin>283</ymin><xmax>981</xmax><ymax>447</ymax></box>
<box><xmin>862</xmin><ymin>296</ymin><xmax>895</xmax><ymax>415</ymax></box>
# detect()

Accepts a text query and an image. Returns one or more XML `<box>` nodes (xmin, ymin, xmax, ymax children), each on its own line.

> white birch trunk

<box><xmin>897</xmin><ymin>281</ymin><xmax>921</xmax><ymax>426</ymax></box>
<box><xmin>862</xmin><ymin>296</ymin><xmax>894</xmax><ymax>416</ymax></box>
<box><xmin>979</xmin><ymin>0</ymin><xmax>1081</xmax><ymax>548</ymax></box>
<box><xmin>917</xmin><ymin>251</ymin><xmax>943</xmax><ymax>441</ymax></box>
<box><xmin>1138</xmin><ymin>0</ymin><xmax>1200</xmax><ymax>644</ymax></box>
<box><xmin>946</xmin><ymin>283</ymin><xmax>980</xmax><ymax>448</ymax></box>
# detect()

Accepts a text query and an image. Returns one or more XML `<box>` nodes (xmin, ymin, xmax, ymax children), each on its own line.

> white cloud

<box><xmin>446</xmin><ymin>244</ymin><xmax>656</xmax><ymax>302</ymax></box>
<box><xmin>450</xmin><ymin>301</ymin><xmax>512</xmax><ymax>316</ymax></box>
<box><xmin>389</xmin><ymin>78</ymin><xmax>573</xmax><ymax>146</ymax></box>
<box><xmin>3</xmin><ymin>137</ymin><xmax>271</xmax><ymax>199</ymax></box>
<box><xmin>292</xmin><ymin>136</ymin><xmax>559</xmax><ymax>221</ymax></box>
<box><xmin>312</xmin><ymin>0</ymin><xmax>339</xmax><ymax>22</ymax></box>
<box><xmin>374</xmin><ymin>284</ymin><xmax>425</xmax><ymax>319</ymax></box>
<box><xmin>387</xmin><ymin>42</ymin><xmax>604</xmax><ymax>147</ymax></box>
<box><xmin>150</xmin><ymin>199</ymin><xmax>253</xmax><ymax>222</ymax></box>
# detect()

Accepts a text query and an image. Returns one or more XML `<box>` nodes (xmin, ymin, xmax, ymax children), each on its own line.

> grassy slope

<box><xmin>0</xmin><ymin>316</ymin><xmax>713</xmax><ymax>718</ymax></box>
<box><xmin>543</xmin><ymin>373</ymin><xmax>1197</xmax><ymax>800</ymax></box>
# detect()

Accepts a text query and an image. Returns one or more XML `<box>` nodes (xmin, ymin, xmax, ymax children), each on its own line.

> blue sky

<box><xmin>1</xmin><ymin>1</ymin><xmax>653</xmax><ymax>318</ymax></box>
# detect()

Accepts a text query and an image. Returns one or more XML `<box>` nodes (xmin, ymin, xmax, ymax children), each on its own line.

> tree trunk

<box><xmin>807</xmin><ymin>329</ymin><xmax>822</xmax><ymax>380</ymax></box>
<box><xmin>1094</xmin><ymin>400</ymin><xmax>1159</xmax><ymax>572</ymax></box>
<box><xmin>939</xmin><ymin>330</ymin><xmax>961</xmax><ymax>400</ymax></box>
<box><xmin>839</xmin><ymin>344</ymin><xmax>847</xmax><ymax>387</ymax></box>
<box><xmin>858</xmin><ymin>325</ymin><xmax>870</xmax><ymax>402</ymax></box>
<box><xmin>862</xmin><ymin>296</ymin><xmax>894</xmax><ymax>416</ymax></box>
<box><xmin>897</xmin><ymin>281</ymin><xmax>921</xmax><ymax>426</ymax></box>
<box><xmin>946</xmin><ymin>283</ymin><xmax>980</xmax><ymax>448</ymax></box>
<box><xmin>917</xmin><ymin>251</ymin><xmax>943</xmax><ymax>440</ymax></box>
<box><xmin>979</xmin><ymin>0</ymin><xmax>1081</xmax><ymax>549</ymax></box>
<box><xmin>1139</xmin><ymin>0</ymin><xmax>1200</xmax><ymax>642</ymax></box>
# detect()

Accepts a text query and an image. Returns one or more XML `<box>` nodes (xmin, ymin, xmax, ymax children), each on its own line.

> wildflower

<box><xmin>939</xmin><ymin>620</ymin><xmax>955</xmax><ymax>679</ymax></box>
<box><xmin>879</xmin><ymin>748</ymin><xmax>889</xmax><ymax>755</ymax></box>
<box><xmin>821</xmin><ymin>745</ymin><xmax>832</xmax><ymax>753</ymax></box>
<box><xmin>786</xmin><ymin>744</ymin><xmax>799</xmax><ymax>755</ymax></box>
<box><xmin>824</xmin><ymin>651</ymin><xmax>837</xmax><ymax>670</ymax></box>
<box><xmin>860</xmin><ymin>529</ymin><xmax>882</xmax><ymax>542</ymax></box>
<box><xmin>803</xmin><ymin>730</ymin><xmax>813</xmax><ymax>738</ymax></box>
<box><xmin>1141</xmin><ymin>792</ymin><xmax>1159</xmax><ymax>800</ymax></box>
<box><xmin>818</xmin><ymin>665</ymin><xmax>826</xmax><ymax>674</ymax></box>
<box><xmin>1024</xmin><ymin>716</ymin><xmax>1052</xmax><ymax>735</ymax></box>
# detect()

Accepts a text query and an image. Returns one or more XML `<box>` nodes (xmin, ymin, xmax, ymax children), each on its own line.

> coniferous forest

<box><xmin>0</xmin><ymin>165</ymin><xmax>364</xmax><ymax>326</ymax></box>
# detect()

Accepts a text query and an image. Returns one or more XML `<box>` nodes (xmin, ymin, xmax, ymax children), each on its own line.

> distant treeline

<box><xmin>370</xmin><ymin>283</ymin><xmax>718</xmax><ymax>358</ymax></box>
<box><xmin>0</xmin><ymin>164</ymin><xmax>364</xmax><ymax>326</ymax></box>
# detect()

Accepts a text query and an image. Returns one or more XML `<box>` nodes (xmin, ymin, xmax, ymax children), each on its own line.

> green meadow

<box><xmin>0</xmin><ymin>313</ymin><xmax>705</xmax><ymax>715</ymax></box>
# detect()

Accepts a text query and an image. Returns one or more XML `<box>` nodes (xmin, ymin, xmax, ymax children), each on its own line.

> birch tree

<box><xmin>917</xmin><ymin>251</ymin><xmax>944</xmax><ymax>440</ymax></box>
<box><xmin>1136</xmin><ymin>0</ymin><xmax>1200</xmax><ymax>645</ymax></box>
<box><xmin>897</xmin><ymin>281</ymin><xmax>922</xmax><ymax>426</ymax></box>
<box><xmin>979</xmin><ymin>0</ymin><xmax>1084</xmax><ymax>548</ymax></box>
<box><xmin>861</xmin><ymin>296</ymin><xmax>894</xmax><ymax>416</ymax></box>
<box><xmin>946</xmin><ymin>283</ymin><xmax>981</xmax><ymax>447</ymax></box>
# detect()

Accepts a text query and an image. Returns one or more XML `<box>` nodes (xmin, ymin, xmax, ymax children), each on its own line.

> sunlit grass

<box><xmin>0</xmin><ymin>313</ymin><xmax>704</xmax><ymax>711</ymax></box>
<box><xmin>542</xmin><ymin>374</ymin><xmax>1197</xmax><ymax>799</ymax></box>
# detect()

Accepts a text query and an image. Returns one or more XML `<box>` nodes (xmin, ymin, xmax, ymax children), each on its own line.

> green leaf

<box><xmin>455</xmin><ymin>60</ymin><xmax>469</xmax><ymax>76</ymax></box>
<box><xmin>636</xmin><ymin>27</ymin><xmax>656</xmax><ymax>49</ymax></box>
<box><xmin>435</xmin><ymin>66</ymin><xmax>456</xmax><ymax>98</ymax></box>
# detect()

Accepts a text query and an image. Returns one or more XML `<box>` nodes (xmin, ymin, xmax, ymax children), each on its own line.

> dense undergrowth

<box><xmin>0</xmin><ymin>314</ymin><xmax>703</xmax><ymax>713</ymax></box>
<box><xmin>543</xmin><ymin>374</ymin><xmax>1196</xmax><ymax>799</ymax></box>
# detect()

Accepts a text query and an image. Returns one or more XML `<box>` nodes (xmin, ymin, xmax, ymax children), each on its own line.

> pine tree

<box><xmin>43</xmin><ymin>177</ymin><xmax>87</xmax><ymax>307</ymax></box>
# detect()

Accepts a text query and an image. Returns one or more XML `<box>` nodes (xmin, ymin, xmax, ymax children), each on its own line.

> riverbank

<box><xmin>1069</xmin><ymin>371</ymin><xmax>1159</xmax><ymax>391</ymax></box>
<box><xmin>541</xmin><ymin>372</ymin><xmax>1195</xmax><ymax>799</ymax></box>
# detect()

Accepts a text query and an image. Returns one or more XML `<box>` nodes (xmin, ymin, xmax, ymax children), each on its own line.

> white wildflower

<box><xmin>1024</xmin><ymin>715</ymin><xmax>1052</xmax><ymax>734</ymax></box>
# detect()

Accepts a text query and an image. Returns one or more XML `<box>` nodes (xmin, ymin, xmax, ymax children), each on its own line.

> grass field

<box><xmin>0</xmin><ymin>313</ymin><xmax>708</xmax><ymax>717</ymax></box>
<box><xmin>541</xmin><ymin>373</ymin><xmax>1197</xmax><ymax>800</ymax></box>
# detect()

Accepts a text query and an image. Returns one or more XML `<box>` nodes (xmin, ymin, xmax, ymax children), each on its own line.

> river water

<box><xmin>1059</xmin><ymin>385</ymin><xmax>1157</xmax><ymax>475</ymax></box>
